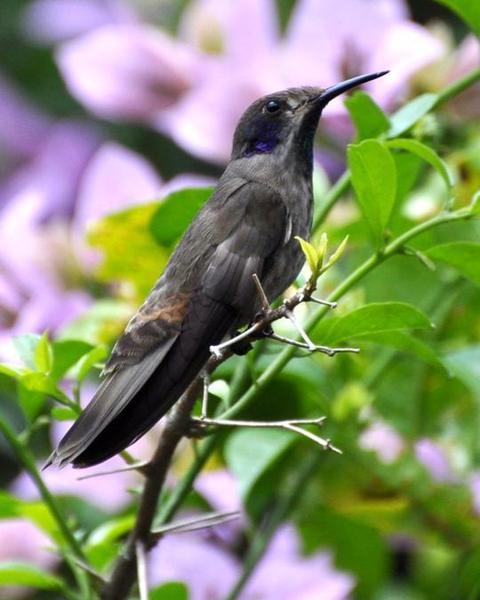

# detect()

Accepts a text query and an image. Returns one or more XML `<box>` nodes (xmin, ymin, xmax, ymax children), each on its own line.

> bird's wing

<box><xmin>203</xmin><ymin>179</ymin><xmax>288</xmax><ymax>311</ymax></box>
<box><xmin>49</xmin><ymin>180</ymin><xmax>288</xmax><ymax>467</ymax></box>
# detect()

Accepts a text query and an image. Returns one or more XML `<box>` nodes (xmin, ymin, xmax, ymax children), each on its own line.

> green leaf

<box><xmin>74</xmin><ymin>345</ymin><xmax>108</xmax><ymax>382</ymax></box>
<box><xmin>359</xmin><ymin>331</ymin><xmax>444</xmax><ymax>369</ymax></box>
<box><xmin>387</xmin><ymin>138</ymin><xmax>454</xmax><ymax>190</ymax></box>
<box><xmin>443</xmin><ymin>345</ymin><xmax>480</xmax><ymax>397</ymax></box>
<box><xmin>50</xmin><ymin>406</ymin><xmax>78</xmax><ymax>421</ymax></box>
<box><xmin>317</xmin><ymin>302</ymin><xmax>433</xmax><ymax>345</ymax></box>
<box><xmin>388</xmin><ymin>93</ymin><xmax>438</xmax><ymax>138</ymax></box>
<box><xmin>295</xmin><ymin>236</ymin><xmax>319</xmax><ymax>274</ymax></box>
<box><xmin>13</xmin><ymin>334</ymin><xmax>42</xmax><ymax>369</ymax></box>
<box><xmin>470</xmin><ymin>190</ymin><xmax>480</xmax><ymax>214</ymax></box>
<box><xmin>224</xmin><ymin>429</ymin><xmax>294</xmax><ymax>500</ymax></box>
<box><xmin>434</xmin><ymin>0</ymin><xmax>480</xmax><ymax>36</ymax></box>
<box><xmin>50</xmin><ymin>340</ymin><xmax>93</xmax><ymax>381</ymax></box>
<box><xmin>344</xmin><ymin>91</ymin><xmax>390</xmax><ymax>140</ymax></box>
<box><xmin>150</xmin><ymin>187</ymin><xmax>214</xmax><ymax>246</ymax></box>
<box><xmin>0</xmin><ymin>562</ymin><xmax>63</xmax><ymax>591</ymax></box>
<box><xmin>426</xmin><ymin>242</ymin><xmax>480</xmax><ymax>286</ymax></box>
<box><xmin>60</xmin><ymin>299</ymin><xmax>131</xmax><ymax>347</ymax></box>
<box><xmin>150</xmin><ymin>582</ymin><xmax>189</xmax><ymax>600</ymax></box>
<box><xmin>34</xmin><ymin>332</ymin><xmax>53</xmax><ymax>374</ymax></box>
<box><xmin>299</xmin><ymin>506</ymin><xmax>388</xmax><ymax>598</ymax></box>
<box><xmin>88</xmin><ymin>202</ymin><xmax>169</xmax><ymax>298</ymax></box>
<box><xmin>0</xmin><ymin>492</ymin><xmax>60</xmax><ymax>543</ymax></box>
<box><xmin>347</xmin><ymin>140</ymin><xmax>397</xmax><ymax>246</ymax></box>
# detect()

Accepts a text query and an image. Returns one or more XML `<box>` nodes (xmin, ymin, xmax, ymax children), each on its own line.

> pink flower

<box><xmin>22</xmin><ymin>0</ymin><xmax>136</xmax><ymax>44</ymax></box>
<box><xmin>470</xmin><ymin>472</ymin><xmax>480</xmax><ymax>516</ymax></box>
<box><xmin>0</xmin><ymin>73</ymin><xmax>50</xmax><ymax>160</ymax></box>
<box><xmin>54</xmin><ymin>0</ymin><xmax>444</xmax><ymax>163</ymax></box>
<box><xmin>414</xmin><ymin>438</ymin><xmax>455</xmax><ymax>483</ymax></box>
<box><xmin>57</xmin><ymin>24</ymin><xmax>196</xmax><ymax>121</ymax></box>
<box><xmin>0</xmin><ymin>518</ymin><xmax>57</xmax><ymax>598</ymax></box>
<box><xmin>359</xmin><ymin>420</ymin><xmax>405</xmax><ymax>463</ymax></box>
<box><xmin>148</xmin><ymin>469</ymin><xmax>354</xmax><ymax>599</ymax></box>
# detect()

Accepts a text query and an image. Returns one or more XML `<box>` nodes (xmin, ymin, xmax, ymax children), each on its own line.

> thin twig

<box><xmin>193</xmin><ymin>415</ymin><xmax>338</xmax><ymax>453</ymax></box>
<box><xmin>194</xmin><ymin>416</ymin><xmax>326</xmax><ymax>428</ymax></box>
<box><xmin>210</xmin><ymin>321</ymin><xmax>263</xmax><ymax>358</ymax></box>
<box><xmin>76</xmin><ymin>461</ymin><xmax>149</xmax><ymax>481</ymax></box>
<box><xmin>267</xmin><ymin>332</ymin><xmax>359</xmax><ymax>355</ymax></box>
<box><xmin>151</xmin><ymin>510</ymin><xmax>241</xmax><ymax>538</ymax></box>
<box><xmin>201</xmin><ymin>370</ymin><xmax>210</xmax><ymax>418</ymax></box>
<box><xmin>252</xmin><ymin>272</ymin><xmax>270</xmax><ymax>311</ymax></box>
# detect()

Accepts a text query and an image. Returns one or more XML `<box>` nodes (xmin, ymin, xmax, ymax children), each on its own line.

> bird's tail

<box><xmin>57</xmin><ymin>296</ymin><xmax>235</xmax><ymax>468</ymax></box>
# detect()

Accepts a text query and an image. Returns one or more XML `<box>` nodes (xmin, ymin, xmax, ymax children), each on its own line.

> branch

<box><xmin>101</xmin><ymin>374</ymin><xmax>206</xmax><ymax>599</ymax></box>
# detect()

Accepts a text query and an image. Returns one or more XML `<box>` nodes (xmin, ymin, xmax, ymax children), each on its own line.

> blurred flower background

<box><xmin>0</xmin><ymin>0</ymin><xmax>479</xmax><ymax>599</ymax></box>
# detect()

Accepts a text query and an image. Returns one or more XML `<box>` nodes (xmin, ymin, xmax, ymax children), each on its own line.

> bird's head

<box><xmin>231</xmin><ymin>71</ymin><xmax>388</xmax><ymax>165</ymax></box>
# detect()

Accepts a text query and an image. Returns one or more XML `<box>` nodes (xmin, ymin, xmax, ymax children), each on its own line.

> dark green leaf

<box><xmin>426</xmin><ymin>242</ymin><xmax>480</xmax><ymax>286</ymax></box>
<box><xmin>150</xmin><ymin>582</ymin><xmax>189</xmax><ymax>600</ymax></box>
<box><xmin>298</xmin><ymin>506</ymin><xmax>388</xmax><ymax>599</ymax></box>
<box><xmin>387</xmin><ymin>138</ymin><xmax>454</xmax><ymax>190</ymax></box>
<box><xmin>224</xmin><ymin>429</ymin><xmax>294</xmax><ymax>499</ymax></box>
<box><xmin>150</xmin><ymin>187</ymin><xmax>214</xmax><ymax>246</ymax></box>
<box><xmin>388</xmin><ymin>93</ymin><xmax>438</xmax><ymax>138</ymax></box>
<box><xmin>344</xmin><ymin>91</ymin><xmax>390</xmax><ymax>140</ymax></box>
<box><xmin>316</xmin><ymin>302</ymin><xmax>433</xmax><ymax>345</ymax></box>
<box><xmin>434</xmin><ymin>0</ymin><xmax>480</xmax><ymax>36</ymax></box>
<box><xmin>348</xmin><ymin>140</ymin><xmax>397</xmax><ymax>246</ymax></box>
<box><xmin>0</xmin><ymin>562</ymin><xmax>63</xmax><ymax>591</ymax></box>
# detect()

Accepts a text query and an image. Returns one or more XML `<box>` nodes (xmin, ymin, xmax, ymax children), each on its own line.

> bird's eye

<box><xmin>265</xmin><ymin>100</ymin><xmax>281</xmax><ymax>113</ymax></box>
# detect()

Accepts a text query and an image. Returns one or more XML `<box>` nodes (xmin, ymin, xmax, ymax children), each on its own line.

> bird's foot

<box><xmin>185</xmin><ymin>417</ymin><xmax>212</xmax><ymax>439</ymax></box>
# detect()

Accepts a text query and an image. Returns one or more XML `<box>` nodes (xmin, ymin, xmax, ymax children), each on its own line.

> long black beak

<box><xmin>315</xmin><ymin>71</ymin><xmax>389</xmax><ymax>105</ymax></box>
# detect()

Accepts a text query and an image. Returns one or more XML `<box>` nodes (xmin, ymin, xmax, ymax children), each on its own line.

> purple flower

<box><xmin>414</xmin><ymin>438</ymin><xmax>455</xmax><ymax>483</ymax></box>
<box><xmin>54</xmin><ymin>0</ymin><xmax>444</xmax><ymax>163</ymax></box>
<box><xmin>0</xmin><ymin>518</ymin><xmax>57</xmax><ymax>598</ymax></box>
<box><xmin>245</xmin><ymin>524</ymin><xmax>354</xmax><ymax>600</ymax></box>
<box><xmin>148</xmin><ymin>469</ymin><xmax>354</xmax><ymax>599</ymax></box>
<box><xmin>470</xmin><ymin>472</ymin><xmax>480</xmax><ymax>516</ymax></box>
<box><xmin>0</xmin><ymin>73</ymin><xmax>50</xmax><ymax>160</ymax></box>
<box><xmin>359</xmin><ymin>420</ymin><xmax>405</xmax><ymax>463</ymax></box>
<box><xmin>22</xmin><ymin>0</ymin><xmax>136</xmax><ymax>44</ymax></box>
<box><xmin>56</xmin><ymin>24</ymin><xmax>196</xmax><ymax>121</ymax></box>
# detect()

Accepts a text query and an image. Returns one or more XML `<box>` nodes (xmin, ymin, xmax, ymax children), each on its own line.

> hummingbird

<box><xmin>48</xmin><ymin>71</ymin><xmax>388</xmax><ymax>468</ymax></box>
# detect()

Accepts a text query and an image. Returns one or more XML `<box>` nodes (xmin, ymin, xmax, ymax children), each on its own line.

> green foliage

<box><xmin>426</xmin><ymin>241</ymin><xmax>480</xmax><ymax>286</ymax></box>
<box><xmin>434</xmin><ymin>0</ymin><xmax>480</xmax><ymax>36</ymax></box>
<box><xmin>315</xmin><ymin>302</ymin><xmax>432</xmax><ymax>348</ymax></box>
<box><xmin>150</xmin><ymin>187</ymin><xmax>214</xmax><ymax>245</ymax></box>
<box><xmin>224</xmin><ymin>429</ymin><xmax>294</xmax><ymax>501</ymax></box>
<box><xmin>345</xmin><ymin>91</ymin><xmax>391</xmax><ymax>140</ymax></box>
<box><xmin>387</xmin><ymin>138</ymin><xmax>454</xmax><ymax>192</ymax></box>
<box><xmin>0</xmin><ymin>562</ymin><xmax>64</xmax><ymax>591</ymax></box>
<box><xmin>88</xmin><ymin>202</ymin><xmax>169</xmax><ymax>299</ymax></box>
<box><xmin>150</xmin><ymin>582</ymin><xmax>189</xmax><ymax>600</ymax></box>
<box><xmin>388</xmin><ymin>94</ymin><xmax>438</xmax><ymax>138</ymax></box>
<box><xmin>348</xmin><ymin>140</ymin><xmax>397</xmax><ymax>246</ymax></box>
